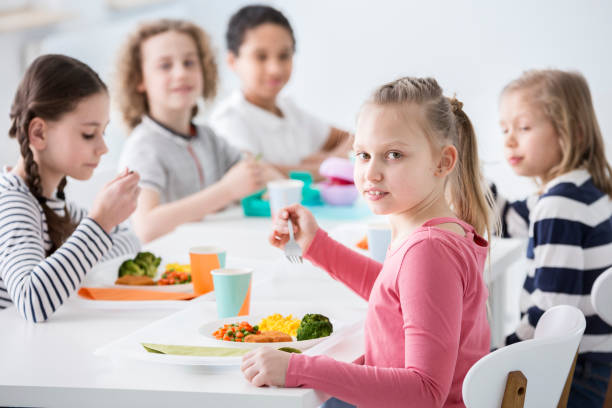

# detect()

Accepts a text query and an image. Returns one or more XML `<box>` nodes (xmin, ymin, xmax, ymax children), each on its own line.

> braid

<box><xmin>19</xmin><ymin>131</ymin><xmax>76</xmax><ymax>255</ymax></box>
<box><xmin>56</xmin><ymin>177</ymin><xmax>67</xmax><ymax>200</ymax></box>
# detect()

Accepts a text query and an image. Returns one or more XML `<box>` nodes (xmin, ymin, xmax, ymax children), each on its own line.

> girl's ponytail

<box><xmin>448</xmin><ymin>98</ymin><xmax>496</xmax><ymax>239</ymax></box>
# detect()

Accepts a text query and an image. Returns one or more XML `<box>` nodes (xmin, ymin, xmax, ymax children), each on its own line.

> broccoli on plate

<box><xmin>296</xmin><ymin>314</ymin><xmax>333</xmax><ymax>341</ymax></box>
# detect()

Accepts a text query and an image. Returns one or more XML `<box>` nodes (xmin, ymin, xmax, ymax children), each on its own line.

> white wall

<box><xmin>1</xmin><ymin>0</ymin><xmax>611</xmax><ymax>206</ymax></box>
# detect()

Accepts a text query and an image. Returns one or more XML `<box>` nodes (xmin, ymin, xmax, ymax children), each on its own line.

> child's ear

<box><xmin>28</xmin><ymin>117</ymin><xmax>48</xmax><ymax>151</ymax></box>
<box><xmin>227</xmin><ymin>51</ymin><xmax>238</xmax><ymax>71</ymax></box>
<box><xmin>136</xmin><ymin>81</ymin><xmax>146</xmax><ymax>93</ymax></box>
<box><xmin>435</xmin><ymin>145</ymin><xmax>458</xmax><ymax>177</ymax></box>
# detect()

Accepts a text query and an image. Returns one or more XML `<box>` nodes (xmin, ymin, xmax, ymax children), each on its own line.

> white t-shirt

<box><xmin>211</xmin><ymin>91</ymin><xmax>331</xmax><ymax>166</ymax></box>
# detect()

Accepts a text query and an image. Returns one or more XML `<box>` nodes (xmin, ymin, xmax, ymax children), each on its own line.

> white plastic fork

<box><xmin>284</xmin><ymin>218</ymin><xmax>303</xmax><ymax>264</ymax></box>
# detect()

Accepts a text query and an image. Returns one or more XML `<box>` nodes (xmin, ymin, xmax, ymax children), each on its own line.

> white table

<box><xmin>0</xmin><ymin>206</ymin><xmax>524</xmax><ymax>407</ymax></box>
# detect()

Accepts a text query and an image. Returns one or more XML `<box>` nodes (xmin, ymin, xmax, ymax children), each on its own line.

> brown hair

<box><xmin>9</xmin><ymin>54</ymin><xmax>108</xmax><ymax>255</ymax></box>
<box><xmin>502</xmin><ymin>69</ymin><xmax>612</xmax><ymax>196</ymax></box>
<box><xmin>368</xmin><ymin>77</ymin><xmax>495</xmax><ymax>238</ymax></box>
<box><xmin>115</xmin><ymin>19</ymin><xmax>218</xmax><ymax>131</ymax></box>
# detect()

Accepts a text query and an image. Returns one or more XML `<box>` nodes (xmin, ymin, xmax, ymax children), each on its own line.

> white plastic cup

<box><xmin>367</xmin><ymin>223</ymin><xmax>392</xmax><ymax>263</ymax></box>
<box><xmin>267</xmin><ymin>179</ymin><xmax>304</xmax><ymax>217</ymax></box>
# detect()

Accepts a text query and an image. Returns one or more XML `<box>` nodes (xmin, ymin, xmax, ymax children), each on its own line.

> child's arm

<box><xmin>0</xmin><ymin>172</ymin><xmax>139</xmax><ymax>322</ymax></box>
<box><xmin>132</xmin><ymin>162</ymin><xmax>260</xmax><ymax>243</ymax></box>
<box><xmin>270</xmin><ymin>205</ymin><xmax>382</xmax><ymax>300</ymax></box>
<box><xmin>304</xmin><ymin>229</ymin><xmax>383</xmax><ymax>300</ymax></box>
<box><xmin>284</xmin><ymin>239</ymin><xmax>467</xmax><ymax>407</ymax></box>
<box><xmin>506</xmin><ymin>198</ymin><xmax>588</xmax><ymax>344</ymax></box>
<box><xmin>0</xmin><ymin>198</ymin><xmax>113</xmax><ymax>322</ymax></box>
<box><xmin>67</xmin><ymin>202</ymin><xmax>140</xmax><ymax>260</ymax></box>
<box><xmin>490</xmin><ymin>182</ymin><xmax>534</xmax><ymax>238</ymax></box>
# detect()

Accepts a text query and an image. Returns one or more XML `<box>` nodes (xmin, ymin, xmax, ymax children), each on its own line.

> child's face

<box><xmin>36</xmin><ymin>92</ymin><xmax>110</xmax><ymax>181</ymax></box>
<box><xmin>499</xmin><ymin>90</ymin><xmax>563</xmax><ymax>183</ymax></box>
<box><xmin>353</xmin><ymin>104</ymin><xmax>443</xmax><ymax>216</ymax></box>
<box><xmin>228</xmin><ymin>23</ymin><xmax>293</xmax><ymax>103</ymax></box>
<box><xmin>138</xmin><ymin>30</ymin><xmax>203</xmax><ymax>117</ymax></box>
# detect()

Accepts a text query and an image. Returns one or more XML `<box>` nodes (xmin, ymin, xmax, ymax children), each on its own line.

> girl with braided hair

<box><xmin>0</xmin><ymin>54</ymin><xmax>141</xmax><ymax>322</ymax></box>
<box><xmin>240</xmin><ymin>77</ymin><xmax>495</xmax><ymax>408</ymax></box>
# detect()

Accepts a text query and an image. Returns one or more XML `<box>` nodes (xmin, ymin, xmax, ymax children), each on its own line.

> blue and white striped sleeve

<box><xmin>0</xmin><ymin>194</ymin><xmax>113</xmax><ymax>322</ymax></box>
<box><xmin>490</xmin><ymin>182</ymin><xmax>531</xmax><ymax>238</ymax></box>
<box><xmin>66</xmin><ymin>201</ymin><xmax>141</xmax><ymax>261</ymax></box>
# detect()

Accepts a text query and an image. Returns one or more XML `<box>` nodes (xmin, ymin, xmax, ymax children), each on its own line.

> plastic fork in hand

<box><xmin>284</xmin><ymin>218</ymin><xmax>303</xmax><ymax>264</ymax></box>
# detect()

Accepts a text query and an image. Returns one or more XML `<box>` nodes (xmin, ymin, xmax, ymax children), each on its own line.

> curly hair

<box><xmin>9</xmin><ymin>54</ymin><xmax>107</xmax><ymax>255</ymax></box>
<box><xmin>115</xmin><ymin>19</ymin><xmax>218</xmax><ymax>131</ymax></box>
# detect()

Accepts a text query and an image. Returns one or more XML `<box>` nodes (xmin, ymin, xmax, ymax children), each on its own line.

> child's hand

<box><xmin>269</xmin><ymin>204</ymin><xmax>319</xmax><ymax>251</ymax></box>
<box><xmin>222</xmin><ymin>158</ymin><xmax>264</xmax><ymax>200</ymax></box>
<box><xmin>88</xmin><ymin>169</ymin><xmax>141</xmax><ymax>233</ymax></box>
<box><xmin>241</xmin><ymin>347</ymin><xmax>291</xmax><ymax>387</ymax></box>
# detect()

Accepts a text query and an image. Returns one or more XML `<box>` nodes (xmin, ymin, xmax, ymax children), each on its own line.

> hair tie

<box><xmin>449</xmin><ymin>97</ymin><xmax>464</xmax><ymax>114</ymax></box>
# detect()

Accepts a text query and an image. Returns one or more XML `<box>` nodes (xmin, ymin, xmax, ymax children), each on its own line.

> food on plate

<box><xmin>114</xmin><ymin>275</ymin><xmax>155</xmax><ymax>286</ymax></box>
<box><xmin>213</xmin><ymin>321</ymin><xmax>260</xmax><ymax>342</ymax></box>
<box><xmin>258</xmin><ymin>313</ymin><xmax>301</xmax><ymax>336</ymax></box>
<box><xmin>118</xmin><ymin>251</ymin><xmax>161</xmax><ymax>279</ymax></box>
<box><xmin>211</xmin><ymin>313</ymin><xmax>333</xmax><ymax>343</ymax></box>
<box><xmin>296</xmin><ymin>313</ymin><xmax>333</xmax><ymax>341</ymax></box>
<box><xmin>157</xmin><ymin>263</ymin><xmax>191</xmax><ymax>285</ymax></box>
<box><xmin>278</xmin><ymin>347</ymin><xmax>302</xmax><ymax>353</ymax></box>
<box><xmin>244</xmin><ymin>330</ymin><xmax>293</xmax><ymax>343</ymax></box>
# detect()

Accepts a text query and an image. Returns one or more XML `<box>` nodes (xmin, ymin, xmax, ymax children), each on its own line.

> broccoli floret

<box><xmin>135</xmin><ymin>252</ymin><xmax>161</xmax><ymax>268</ymax></box>
<box><xmin>296</xmin><ymin>313</ymin><xmax>333</xmax><ymax>341</ymax></box>
<box><xmin>133</xmin><ymin>252</ymin><xmax>161</xmax><ymax>278</ymax></box>
<box><xmin>118</xmin><ymin>260</ymin><xmax>145</xmax><ymax>277</ymax></box>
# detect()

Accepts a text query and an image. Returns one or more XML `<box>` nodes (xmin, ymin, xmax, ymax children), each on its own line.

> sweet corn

<box><xmin>258</xmin><ymin>313</ymin><xmax>301</xmax><ymax>336</ymax></box>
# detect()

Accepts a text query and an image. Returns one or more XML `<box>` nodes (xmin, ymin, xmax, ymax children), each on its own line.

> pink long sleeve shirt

<box><xmin>285</xmin><ymin>217</ymin><xmax>490</xmax><ymax>408</ymax></box>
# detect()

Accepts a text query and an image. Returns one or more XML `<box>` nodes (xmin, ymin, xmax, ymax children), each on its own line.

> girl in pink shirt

<box><xmin>241</xmin><ymin>77</ymin><xmax>495</xmax><ymax>408</ymax></box>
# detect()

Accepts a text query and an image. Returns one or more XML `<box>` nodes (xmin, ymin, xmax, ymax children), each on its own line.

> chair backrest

<box><xmin>462</xmin><ymin>305</ymin><xmax>586</xmax><ymax>408</ymax></box>
<box><xmin>592</xmin><ymin>267</ymin><xmax>612</xmax><ymax>325</ymax></box>
<box><xmin>591</xmin><ymin>267</ymin><xmax>612</xmax><ymax>408</ymax></box>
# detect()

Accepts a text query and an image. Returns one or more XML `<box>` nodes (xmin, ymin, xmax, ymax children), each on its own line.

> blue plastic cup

<box><xmin>211</xmin><ymin>268</ymin><xmax>253</xmax><ymax>318</ymax></box>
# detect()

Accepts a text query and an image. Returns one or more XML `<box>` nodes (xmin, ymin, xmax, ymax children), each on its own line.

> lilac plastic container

<box><xmin>319</xmin><ymin>158</ymin><xmax>359</xmax><ymax>206</ymax></box>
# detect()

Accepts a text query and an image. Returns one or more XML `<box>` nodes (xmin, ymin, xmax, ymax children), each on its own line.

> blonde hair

<box><xmin>369</xmin><ymin>77</ymin><xmax>495</xmax><ymax>238</ymax></box>
<box><xmin>502</xmin><ymin>69</ymin><xmax>612</xmax><ymax>196</ymax></box>
<box><xmin>115</xmin><ymin>19</ymin><xmax>218</xmax><ymax>131</ymax></box>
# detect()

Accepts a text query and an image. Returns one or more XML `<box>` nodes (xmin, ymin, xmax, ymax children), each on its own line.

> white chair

<box><xmin>462</xmin><ymin>305</ymin><xmax>586</xmax><ymax>408</ymax></box>
<box><xmin>591</xmin><ymin>267</ymin><xmax>612</xmax><ymax>408</ymax></box>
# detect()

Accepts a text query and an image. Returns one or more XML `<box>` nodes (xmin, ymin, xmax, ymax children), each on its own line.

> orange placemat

<box><xmin>78</xmin><ymin>287</ymin><xmax>196</xmax><ymax>301</ymax></box>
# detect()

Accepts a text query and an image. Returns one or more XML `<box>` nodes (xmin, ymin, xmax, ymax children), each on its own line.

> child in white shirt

<box><xmin>211</xmin><ymin>5</ymin><xmax>351</xmax><ymax>178</ymax></box>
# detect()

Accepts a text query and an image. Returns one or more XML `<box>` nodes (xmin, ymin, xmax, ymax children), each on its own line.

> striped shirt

<box><xmin>0</xmin><ymin>172</ymin><xmax>140</xmax><ymax>322</ymax></box>
<box><xmin>493</xmin><ymin>169</ymin><xmax>612</xmax><ymax>363</ymax></box>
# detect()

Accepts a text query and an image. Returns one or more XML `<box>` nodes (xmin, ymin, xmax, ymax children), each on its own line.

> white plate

<box><xmin>198</xmin><ymin>314</ymin><xmax>332</xmax><ymax>350</ymax></box>
<box><xmin>95</xmin><ymin>300</ymin><xmax>364</xmax><ymax>366</ymax></box>
<box><xmin>83</xmin><ymin>253</ymin><xmax>194</xmax><ymax>293</ymax></box>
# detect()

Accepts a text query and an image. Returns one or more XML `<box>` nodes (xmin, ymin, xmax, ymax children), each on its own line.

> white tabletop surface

<box><xmin>0</xmin><ymin>205</ymin><xmax>524</xmax><ymax>407</ymax></box>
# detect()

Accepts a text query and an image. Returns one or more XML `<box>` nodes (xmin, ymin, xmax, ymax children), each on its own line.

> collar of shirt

<box><xmin>543</xmin><ymin>168</ymin><xmax>591</xmax><ymax>193</ymax></box>
<box><xmin>143</xmin><ymin>115</ymin><xmax>198</xmax><ymax>145</ymax></box>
